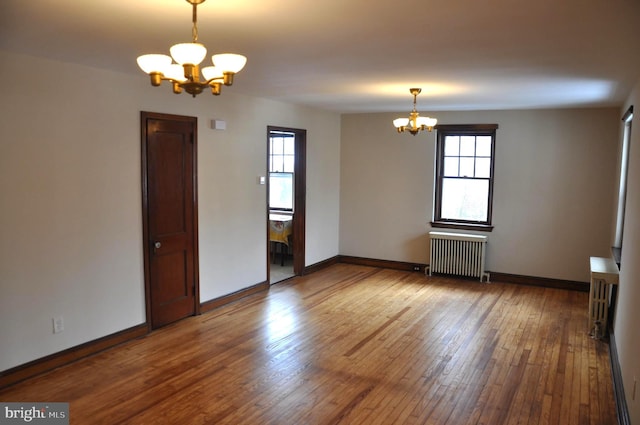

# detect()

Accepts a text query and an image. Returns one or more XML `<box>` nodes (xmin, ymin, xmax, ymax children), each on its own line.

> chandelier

<box><xmin>136</xmin><ymin>0</ymin><xmax>246</xmax><ymax>97</ymax></box>
<box><xmin>393</xmin><ymin>88</ymin><xmax>437</xmax><ymax>135</ymax></box>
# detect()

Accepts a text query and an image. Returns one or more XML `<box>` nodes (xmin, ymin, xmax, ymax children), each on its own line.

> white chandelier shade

<box><xmin>136</xmin><ymin>54</ymin><xmax>172</xmax><ymax>75</ymax></box>
<box><xmin>169</xmin><ymin>43</ymin><xmax>207</xmax><ymax>66</ymax></box>
<box><xmin>213</xmin><ymin>54</ymin><xmax>247</xmax><ymax>74</ymax></box>
<box><xmin>165</xmin><ymin>64</ymin><xmax>189</xmax><ymax>82</ymax></box>
<box><xmin>201</xmin><ymin>66</ymin><xmax>223</xmax><ymax>81</ymax></box>
<box><xmin>393</xmin><ymin>118</ymin><xmax>410</xmax><ymax>128</ymax></box>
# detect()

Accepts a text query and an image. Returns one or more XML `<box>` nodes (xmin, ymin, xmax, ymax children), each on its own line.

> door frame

<box><xmin>267</xmin><ymin>126</ymin><xmax>306</xmax><ymax>278</ymax></box>
<box><xmin>141</xmin><ymin>111</ymin><xmax>200</xmax><ymax>330</ymax></box>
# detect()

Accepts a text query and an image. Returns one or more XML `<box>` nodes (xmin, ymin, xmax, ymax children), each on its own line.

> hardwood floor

<box><xmin>0</xmin><ymin>264</ymin><xmax>617</xmax><ymax>424</ymax></box>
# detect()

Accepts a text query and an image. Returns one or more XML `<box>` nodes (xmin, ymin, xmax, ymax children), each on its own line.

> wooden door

<box><xmin>141</xmin><ymin>112</ymin><xmax>199</xmax><ymax>329</ymax></box>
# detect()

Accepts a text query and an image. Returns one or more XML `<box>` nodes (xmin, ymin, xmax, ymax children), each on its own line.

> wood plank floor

<box><xmin>0</xmin><ymin>264</ymin><xmax>617</xmax><ymax>424</ymax></box>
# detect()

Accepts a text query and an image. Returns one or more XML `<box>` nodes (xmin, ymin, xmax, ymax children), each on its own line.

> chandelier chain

<box><xmin>192</xmin><ymin>2</ymin><xmax>199</xmax><ymax>42</ymax></box>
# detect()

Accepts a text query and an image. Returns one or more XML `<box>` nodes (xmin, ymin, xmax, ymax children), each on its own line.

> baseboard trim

<box><xmin>609</xmin><ymin>331</ymin><xmax>631</xmax><ymax>425</ymax></box>
<box><xmin>303</xmin><ymin>255</ymin><xmax>340</xmax><ymax>275</ymax></box>
<box><xmin>0</xmin><ymin>323</ymin><xmax>148</xmax><ymax>390</ymax></box>
<box><xmin>337</xmin><ymin>256</ymin><xmax>588</xmax><ymax>292</ymax></box>
<box><xmin>339</xmin><ymin>255</ymin><xmax>427</xmax><ymax>273</ymax></box>
<box><xmin>489</xmin><ymin>272</ymin><xmax>588</xmax><ymax>292</ymax></box>
<box><xmin>200</xmin><ymin>281</ymin><xmax>269</xmax><ymax>314</ymax></box>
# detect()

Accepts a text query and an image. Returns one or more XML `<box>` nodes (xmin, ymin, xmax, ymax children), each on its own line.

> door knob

<box><xmin>154</xmin><ymin>242</ymin><xmax>162</xmax><ymax>249</ymax></box>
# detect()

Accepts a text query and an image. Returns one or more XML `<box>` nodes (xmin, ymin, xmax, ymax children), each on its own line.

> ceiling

<box><xmin>1</xmin><ymin>0</ymin><xmax>639</xmax><ymax>113</ymax></box>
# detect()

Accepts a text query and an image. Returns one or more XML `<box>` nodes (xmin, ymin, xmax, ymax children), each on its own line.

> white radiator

<box><xmin>428</xmin><ymin>231</ymin><xmax>489</xmax><ymax>282</ymax></box>
<box><xmin>588</xmin><ymin>257</ymin><xmax>619</xmax><ymax>338</ymax></box>
<box><xmin>588</xmin><ymin>279</ymin><xmax>609</xmax><ymax>338</ymax></box>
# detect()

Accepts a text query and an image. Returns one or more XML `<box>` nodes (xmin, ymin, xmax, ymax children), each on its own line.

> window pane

<box><xmin>444</xmin><ymin>136</ymin><xmax>459</xmax><ymax>156</ymax></box>
<box><xmin>460</xmin><ymin>136</ymin><xmax>476</xmax><ymax>156</ymax></box>
<box><xmin>444</xmin><ymin>157</ymin><xmax>459</xmax><ymax>177</ymax></box>
<box><xmin>269</xmin><ymin>173</ymin><xmax>293</xmax><ymax>210</ymax></box>
<box><xmin>476</xmin><ymin>136</ymin><xmax>492</xmax><ymax>156</ymax></box>
<box><xmin>271</xmin><ymin>156</ymin><xmax>284</xmax><ymax>172</ymax></box>
<box><xmin>272</xmin><ymin>138</ymin><xmax>284</xmax><ymax>154</ymax></box>
<box><xmin>459</xmin><ymin>158</ymin><xmax>474</xmax><ymax>177</ymax></box>
<box><xmin>283</xmin><ymin>155</ymin><xmax>294</xmax><ymax>173</ymax></box>
<box><xmin>475</xmin><ymin>158</ymin><xmax>491</xmax><ymax>178</ymax></box>
<box><xmin>441</xmin><ymin>178</ymin><xmax>488</xmax><ymax>222</ymax></box>
<box><xmin>283</xmin><ymin>138</ymin><xmax>295</xmax><ymax>155</ymax></box>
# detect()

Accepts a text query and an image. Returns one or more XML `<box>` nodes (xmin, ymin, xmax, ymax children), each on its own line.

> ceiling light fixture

<box><xmin>393</xmin><ymin>88</ymin><xmax>437</xmax><ymax>135</ymax></box>
<box><xmin>136</xmin><ymin>0</ymin><xmax>246</xmax><ymax>97</ymax></box>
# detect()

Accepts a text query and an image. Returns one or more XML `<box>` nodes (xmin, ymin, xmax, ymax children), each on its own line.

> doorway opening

<box><xmin>267</xmin><ymin>126</ymin><xmax>306</xmax><ymax>284</ymax></box>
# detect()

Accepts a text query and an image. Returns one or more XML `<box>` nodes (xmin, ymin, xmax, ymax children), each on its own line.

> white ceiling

<box><xmin>1</xmin><ymin>0</ymin><xmax>639</xmax><ymax>113</ymax></box>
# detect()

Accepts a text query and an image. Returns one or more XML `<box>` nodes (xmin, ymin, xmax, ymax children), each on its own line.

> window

<box><xmin>433</xmin><ymin>124</ymin><xmax>498</xmax><ymax>231</ymax></box>
<box><xmin>269</xmin><ymin>172</ymin><xmax>293</xmax><ymax>210</ymax></box>
<box><xmin>614</xmin><ymin>106</ymin><xmax>633</xmax><ymax>252</ymax></box>
<box><xmin>269</xmin><ymin>131</ymin><xmax>295</xmax><ymax>211</ymax></box>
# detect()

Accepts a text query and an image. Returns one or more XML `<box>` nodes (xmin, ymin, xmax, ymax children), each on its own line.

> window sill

<box><xmin>430</xmin><ymin>221</ymin><xmax>494</xmax><ymax>232</ymax></box>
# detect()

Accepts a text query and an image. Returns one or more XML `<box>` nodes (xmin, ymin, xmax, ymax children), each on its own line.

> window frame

<box><xmin>268</xmin><ymin>130</ymin><xmax>296</xmax><ymax>213</ymax></box>
<box><xmin>432</xmin><ymin>124</ymin><xmax>498</xmax><ymax>232</ymax></box>
<box><xmin>613</xmin><ymin>105</ymin><xmax>633</xmax><ymax>264</ymax></box>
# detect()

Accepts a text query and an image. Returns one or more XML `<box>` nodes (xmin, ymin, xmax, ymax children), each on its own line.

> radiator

<box><xmin>588</xmin><ymin>279</ymin><xmax>609</xmax><ymax>338</ymax></box>
<box><xmin>428</xmin><ymin>231</ymin><xmax>489</xmax><ymax>282</ymax></box>
<box><xmin>588</xmin><ymin>257</ymin><xmax>619</xmax><ymax>339</ymax></box>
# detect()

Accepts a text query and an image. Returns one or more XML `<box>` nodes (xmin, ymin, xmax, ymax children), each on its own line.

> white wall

<box><xmin>614</xmin><ymin>76</ymin><xmax>640</xmax><ymax>424</ymax></box>
<box><xmin>0</xmin><ymin>51</ymin><xmax>341</xmax><ymax>371</ymax></box>
<box><xmin>340</xmin><ymin>108</ymin><xmax>619</xmax><ymax>282</ymax></box>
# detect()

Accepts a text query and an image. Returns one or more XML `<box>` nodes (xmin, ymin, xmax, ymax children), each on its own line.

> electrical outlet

<box><xmin>52</xmin><ymin>316</ymin><xmax>64</xmax><ymax>334</ymax></box>
<box><xmin>413</xmin><ymin>265</ymin><xmax>421</xmax><ymax>272</ymax></box>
